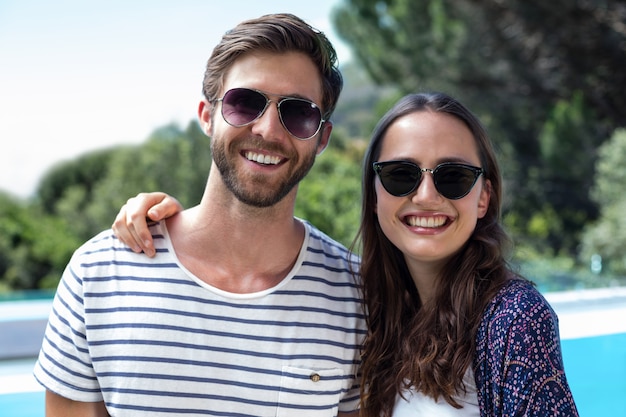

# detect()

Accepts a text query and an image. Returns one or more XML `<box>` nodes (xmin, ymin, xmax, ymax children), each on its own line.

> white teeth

<box><xmin>245</xmin><ymin>152</ymin><xmax>281</xmax><ymax>165</ymax></box>
<box><xmin>406</xmin><ymin>216</ymin><xmax>447</xmax><ymax>228</ymax></box>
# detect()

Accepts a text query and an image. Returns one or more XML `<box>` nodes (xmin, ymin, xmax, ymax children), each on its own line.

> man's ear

<box><xmin>316</xmin><ymin>121</ymin><xmax>333</xmax><ymax>156</ymax></box>
<box><xmin>477</xmin><ymin>179</ymin><xmax>491</xmax><ymax>219</ymax></box>
<box><xmin>198</xmin><ymin>99</ymin><xmax>212</xmax><ymax>135</ymax></box>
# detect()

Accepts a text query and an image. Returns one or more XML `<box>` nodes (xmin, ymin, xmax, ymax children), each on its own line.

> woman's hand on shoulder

<box><xmin>111</xmin><ymin>192</ymin><xmax>183</xmax><ymax>257</ymax></box>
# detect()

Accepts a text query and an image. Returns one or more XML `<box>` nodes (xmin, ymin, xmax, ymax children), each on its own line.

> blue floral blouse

<box><xmin>473</xmin><ymin>279</ymin><xmax>579</xmax><ymax>416</ymax></box>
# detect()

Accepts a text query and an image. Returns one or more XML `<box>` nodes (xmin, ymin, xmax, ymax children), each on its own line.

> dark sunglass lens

<box><xmin>280</xmin><ymin>99</ymin><xmax>322</xmax><ymax>139</ymax></box>
<box><xmin>379</xmin><ymin>163</ymin><xmax>421</xmax><ymax>196</ymax></box>
<box><xmin>222</xmin><ymin>89</ymin><xmax>266</xmax><ymax>126</ymax></box>
<box><xmin>434</xmin><ymin>165</ymin><xmax>476</xmax><ymax>199</ymax></box>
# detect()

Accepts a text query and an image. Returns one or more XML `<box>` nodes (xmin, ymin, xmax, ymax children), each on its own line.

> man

<box><xmin>34</xmin><ymin>14</ymin><xmax>365</xmax><ymax>416</ymax></box>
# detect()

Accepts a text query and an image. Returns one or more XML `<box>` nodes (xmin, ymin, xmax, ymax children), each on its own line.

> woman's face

<box><xmin>374</xmin><ymin>110</ymin><xmax>491</xmax><ymax>270</ymax></box>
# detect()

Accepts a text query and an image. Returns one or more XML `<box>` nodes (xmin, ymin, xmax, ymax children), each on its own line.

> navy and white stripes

<box><xmin>34</xmin><ymin>221</ymin><xmax>366</xmax><ymax>416</ymax></box>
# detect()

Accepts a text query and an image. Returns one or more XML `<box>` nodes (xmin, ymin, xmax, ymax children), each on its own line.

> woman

<box><xmin>112</xmin><ymin>92</ymin><xmax>579</xmax><ymax>416</ymax></box>
<box><xmin>353</xmin><ymin>92</ymin><xmax>578</xmax><ymax>416</ymax></box>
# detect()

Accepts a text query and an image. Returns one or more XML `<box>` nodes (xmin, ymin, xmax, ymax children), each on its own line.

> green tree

<box><xmin>84</xmin><ymin>121</ymin><xmax>211</xmax><ymax>234</ymax></box>
<box><xmin>332</xmin><ymin>62</ymin><xmax>400</xmax><ymax>139</ymax></box>
<box><xmin>3</xmin><ymin>121</ymin><xmax>212</xmax><ymax>291</ymax></box>
<box><xmin>580</xmin><ymin>129</ymin><xmax>626</xmax><ymax>274</ymax></box>
<box><xmin>295</xmin><ymin>131</ymin><xmax>365</xmax><ymax>248</ymax></box>
<box><xmin>37</xmin><ymin>148</ymin><xmax>116</xmax><ymax>216</ymax></box>
<box><xmin>35</xmin><ymin>148</ymin><xmax>120</xmax><ymax>242</ymax></box>
<box><xmin>0</xmin><ymin>192</ymin><xmax>81</xmax><ymax>290</ymax></box>
<box><xmin>534</xmin><ymin>92</ymin><xmax>600</xmax><ymax>253</ymax></box>
<box><xmin>36</xmin><ymin>121</ymin><xmax>211</xmax><ymax>245</ymax></box>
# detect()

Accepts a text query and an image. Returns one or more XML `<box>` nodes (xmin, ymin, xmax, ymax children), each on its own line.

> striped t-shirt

<box><xmin>34</xmin><ymin>220</ymin><xmax>366</xmax><ymax>416</ymax></box>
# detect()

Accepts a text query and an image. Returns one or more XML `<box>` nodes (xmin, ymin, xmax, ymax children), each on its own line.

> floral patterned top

<box><xmin>474</xmin><ymin>279</ymin><xmax>579</xmax><ymax>416</ymax></box>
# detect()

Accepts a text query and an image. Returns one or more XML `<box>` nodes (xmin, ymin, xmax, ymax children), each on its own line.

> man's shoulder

<box><xmin>73</xmin><ymin>222</ymin><xmax>167</xmax><ymax>264</ymax></box>
<box><xmin>300</xmin><ymin>220</ymin><xmax>361</xmax><ymax>279</ymax></box>
<box><xmin>303</xmin><ymin>221</ymin><xmax>359</xmax><ymax>260</ymax></box>
<box><xmin>72</xmin><ymin>228</ymin><xmax>119</xmax><ymax>256</ymax></box>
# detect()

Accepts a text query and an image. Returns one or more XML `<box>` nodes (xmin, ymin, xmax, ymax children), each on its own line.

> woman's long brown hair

<box><xmin>352</xmin><ymin>92</ymin><xmax>514</xmax><ymax>417</ymax></box>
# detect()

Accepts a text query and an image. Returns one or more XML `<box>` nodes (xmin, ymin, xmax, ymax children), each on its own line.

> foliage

<box><xmin>37</xmin><ymin>149</ymin><xmax>116</xmax><ymax>215</ymax></box>
<box><xmin>588</xmin><ymin>129</ymin><xmax>626</xmax><ymax>208</ymax></box>
<box><xmin>34</xmin><ymin>122</ymin><xmax>211</xmax><ymax>243</ymax></box>
<box><xmin>0</xmin><ymin>192</ymin><xmax>81</xmax><ymax>290</ymax></box>
<box><xmin>504</xmin><ymin>92</ymin><xmax>601</xmax><ymax>254</ymax></box>
<box><xmin>580</xmin><ymin>129</ymin><xmax>626</xmax><ymax>274</ymax></box>
<box><xmin>83</xmin><ymin>121</ymin><xmax>211</xmax><ymax>235</ymax></box>
<box><xmin>295</xmin><ymin>130</ymin><xmax>366</xmax><ymax>247</ymax></box>
<box><xmin>332</xmin><ymin>62</ymin><xmax>400</xmax><ymax>139</ymax></box>
<box><xmin>1</xmin><ymin>122</ymin><xmax>212</xmax><ymax>291</ymax></box>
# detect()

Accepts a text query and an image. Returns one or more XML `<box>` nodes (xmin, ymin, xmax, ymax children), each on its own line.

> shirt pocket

<box><xmin>276</xmin><ymin>366</ymin><xmax>344</xmax><ymax>417</ymax></box>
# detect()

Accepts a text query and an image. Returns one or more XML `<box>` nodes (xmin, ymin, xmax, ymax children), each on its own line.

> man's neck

<box><xmin>165</xmin><ymin>196</ymin><xmax>305</xmax><ymax>293</ymax></box>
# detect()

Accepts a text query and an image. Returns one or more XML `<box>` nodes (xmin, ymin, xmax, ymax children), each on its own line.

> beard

<box><xmin>210</xmin><ymin>134</ymin><xmax>318</xmax><ymax>208</ymax></box>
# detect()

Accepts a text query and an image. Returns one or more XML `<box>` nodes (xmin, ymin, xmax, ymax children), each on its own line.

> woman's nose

<box><xmin>411</xmin><ymin>171</ymin><xmax>443</xmax><ymax>202</ymax></box>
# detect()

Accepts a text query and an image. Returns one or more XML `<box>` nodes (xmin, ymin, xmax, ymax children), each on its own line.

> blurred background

<box><xmin>1</xmin><ymin>0</ymin><xmax>625</xmax><ymax>415</ymax></box>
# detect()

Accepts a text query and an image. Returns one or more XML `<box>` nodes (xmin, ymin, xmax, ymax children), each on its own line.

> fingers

<box><xmin>146</xmin><ymin>195</ymin><xmax>184</xmax><ymax>223</ymax></box>
<box><xmin>112</xmin><ymin>202</ymin><xmax>153</xmax><ymax>257</ymax></box>
<box><xmin>111</xmin><ymin>192</ymin><xmax>179</xmax><ymax>257</ymax></box>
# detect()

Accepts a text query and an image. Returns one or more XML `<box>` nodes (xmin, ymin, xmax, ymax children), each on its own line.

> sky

<box><xmin>0</xmin><ymin>0</ymin><xmax>351</xmax><ymax>199</ymax></box>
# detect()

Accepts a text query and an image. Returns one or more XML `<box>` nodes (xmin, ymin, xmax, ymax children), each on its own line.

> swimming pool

<box><xmin>1</xmin><ymin>288</ymin><xmax>625</xmax><ymax>416</ymax></box>
<box><xmin>0</xmin><ymin>391</ymin><xmax>43</xmax><ymax>416</ymax></box>
<box><xmin>546</xmin><ymin>287</ymin><xmax>626</xmax><ymax>416</ymax></box>
<box><xmin>0</xmin><ymin>358</ymin><xmax>44</xmax><ymax>417</ymax></box>
<box><xmin>561</xmin><ymin>332</ymin><xmax>626</xmax><ymax>416</ymax></box>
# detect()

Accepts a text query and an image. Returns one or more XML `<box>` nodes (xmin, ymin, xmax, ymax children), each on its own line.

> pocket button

<box><xmin>310</xmin><ymin>373</ymin><xmax>321</xmax><ymax>382</ymax></box>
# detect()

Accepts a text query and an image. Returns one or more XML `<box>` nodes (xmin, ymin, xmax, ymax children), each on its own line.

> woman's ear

<box><xmin>477</xmin><ymin>179</ymin><xmax>491</xmax><ymax>219</ymax></box>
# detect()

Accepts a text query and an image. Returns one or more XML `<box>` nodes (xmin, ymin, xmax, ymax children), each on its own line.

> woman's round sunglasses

<box><xmin>214</xmin><ymin>88</ymin><xmax>325</xmax><ymax>140</ymax></box>
<box><xmin>373</xmin><ymin>160</ymin><xmax>484</xmax><ymax>200</ymax></box>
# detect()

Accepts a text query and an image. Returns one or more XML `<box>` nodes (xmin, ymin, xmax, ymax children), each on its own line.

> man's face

<box><xmin>203</xmin><ymin>51</ymin><xmax>332</xmax><ymax>208</ymax></box>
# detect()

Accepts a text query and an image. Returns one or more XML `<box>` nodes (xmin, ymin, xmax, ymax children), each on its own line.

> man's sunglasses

<box><xmin>372</xmin><ymin>160</ymin><xmax>484</xmax><ymax>199</ymax></box>
<box><xmin>214</xmin><ymin>88</ymin><xmax>325</xmax><ymax>140</ymax></box>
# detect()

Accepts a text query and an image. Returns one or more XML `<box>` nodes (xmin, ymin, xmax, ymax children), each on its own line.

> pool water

<box><xmin>0</xmin><ymin>391</ymin><xmax>43</xmax><ymax>416</ymax></box>
<box><xmin>561</xmin><ymin>332</ymin><xmax>626</xmax><ymax>416</ymax></box>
